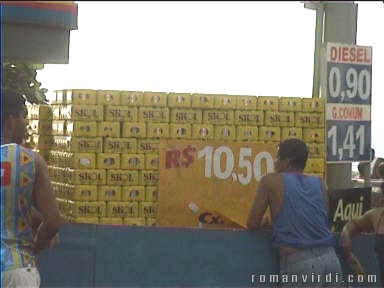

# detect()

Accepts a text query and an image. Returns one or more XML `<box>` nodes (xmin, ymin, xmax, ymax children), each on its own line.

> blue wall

<box><xmin>37</xmin><ymin>224</ymin><xmax>381</xmax><ymax>287</ymax></box>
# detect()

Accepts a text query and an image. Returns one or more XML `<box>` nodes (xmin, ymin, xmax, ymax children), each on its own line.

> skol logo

<box><xmin>165</xmin><ymin>145</ymin><xmax>196</xmax><ymax>169</ymax></box>
<box><xmin>198</xmin><ymin>212</ymin><xmax>224</xmax><ymax>224</ymax></box>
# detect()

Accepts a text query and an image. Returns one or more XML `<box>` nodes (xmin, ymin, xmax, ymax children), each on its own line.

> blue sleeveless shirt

<box><xmin>272</xmin><ymin>173</ymin><xmax>336</xmax><ymax>248</ymax></box>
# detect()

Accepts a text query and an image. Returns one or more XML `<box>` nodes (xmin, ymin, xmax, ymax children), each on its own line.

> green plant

<box><xmin>2</xmin><ymin>63</ymin><xmax>48</xmax><ymax>104</ymax></box>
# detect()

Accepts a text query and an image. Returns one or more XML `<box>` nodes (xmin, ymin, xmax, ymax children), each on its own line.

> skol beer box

<box><xmin>147</xmin><ymin>123</ymin><xmax>170</xmax><ymax>138</ymax></box>
<box><xmin>305</xmin><ymin>158</ymin><xmax>325</xmax><ymax>174</ymax></box>
<box><xmin>143</xmin><ymin>92</ymin><xmax>168</xmax><ymax>107</ymax></box>
<box><xmin>140</xmin><ymin>170</ymin><xmax>159</xmax><ymax>186</ymax></box>
<box><xmin>308</xmin><ymin>143</ymin><xmax>325</xmax><ymax>159</ymax></box>
<box><xmin>170</xmin><ymin>124</ymin><xmax>192</xmax><ymax>139</ymax></box>
<box><xmin>68</xmin><ymin>89</ymin><xmax>97</xmax><ymax>105</ymax></box>
<box><xmin>52</xmin><ymin>120</ymin><xmax>66</xmax><ymax>136</ymax></box>
<box><xmin>120</xmin><ymin>91</ymin><xmax>144</xmax><ymax>106</ymax></box>
<box><xmin>191</xmin><ymin>93</ymin><xmax>214</xmax><ymax>109</ymax></box>
<box><xmin>72</xmin><ymin>185</ymin><xmax>98</xmax><ymax>201</ymax></box>
<box><xmin>295</xmin><ymin>113</ymin><xmax>324</xmax><ymax>128</ymax></box>
<box><xmin>66</xmin><ymin>121</ymin><xmax>98</xmax><ymax>137</ymax></box>
<box><xmin>121</xmin><ymin>154</ymin><xmax>145</xmax><ymax>170</ymax></box>
<box><xmin>203</xmin><ymin>110</ymin><xmax>234</xmax><ymax>125</ymax></box>
<box><xmin>236</xmin><ymin>96</ymin><xmax>258</xmax><ymax>110</ymax></box>
<box><xmin>72</xmin><ymin>153</ymin><xmax>96</xmax><ymax>169</ymax></box>
<box><xmin>124</xmin><ymin>218</ymin><xmax>146</xmax><ymax>226</ymax></box>
<box><xmin>257</xmin><ymin>96</ymin><xmax>279</xmax><ymax>111</ymax></box>
<box><xmin>27</xmin><ymin>104</ymin><xmax>52</xmax><ymax>120</ymax></box>
<box><xmin>51</xmin><ymin>105</ymin><xmax>62</xmax><ymax>120</ymax></box>
<box><xmin>98</xmin><ymin>186</ymin><xmax>122</xmax><ymax>202</ymax></box>
<box><xmin>72</xmin><ymin>217</ymin><xmax>99</xmax><ymax>224</ymax></box>
<box><xmin>170</xmin><ymin>109</ymin><xmax>202</xmax><ymax>124</ymax></box>
<box><xmin>61</xmin><ymin>105</ymin><xmax>103</xmax><ymax>121</ymax></box>
<box><xmin>98</xmin><ymin>122</ymin><xmax>120</xmax><ymax>138</ymax></box>
<box><xmin>279</xmin><ymin>97</ymin><xmax>302</xmax><ymax>112</ymax></box>
<box><xmin>107</xmin><ymin>202</ymin><xmax>139</xmax><ymax>218</ymax></box>
<box><xmin>265</xmin><ymin>111</ymin><xmax>295</xmax><ymax>127</ymax></box>
<box><xmin>122</xmin><ymin>186</ymin><xmax>146</xmax><ymax>202</ymax></box>
<box><xmin>96</xmin><ymin>90</ymin><xmax>121</xmax><ymax>106</ymax></box>
<box><xmin>122</xmin><ymin>123</ymin><xmax>146</xmax><ymax>138</ymax></box>
<box><xmin>97</xmin><ymin>153</ymin><xmax>121</xmax><ymax>170</ymax></box>
<box><xmin>138</xmin><ymin>107</ymin><xmax>169</xmax><ymax>123</ymax></box>
<box><xmin>234</xmin><ymin>110</ymin><xmax>264</xmax><ymax>126</ymax></box>
<box><xmin>302</xmin><ymin>98</ymin><xmax>324</xmax><ymax>113</ymax></box>
<box><xmin>104</xmin><ymin>138</ymin><xmax>137</xmax><ymax>154</ymax></box>
<box><xmin>145</xmin><ymin>154</ymin><xmax>159</xmax><ymax>170</ymax></box>
<box><xmin>281</xmin><ymin>127</ymin><xmax>303</xmax><ymax>141</ymax></box>
<box><xmin>259</xmin><ymin>127</ymin><xmax>281</xmax><ymax>142</ymax></box>
<box><xmin>138</xmin><ymin>139</ymin><xmax>159</xmax><ymax>154</ymax></box>
<box><xmin>107</xmin><ymin>170</ymin><xmax>139</xmax><ymax>186</ymax></box>
<box><xmin>192</xmin><ymin>124</ymin><xmax>214</xmax><ymax>140</ymax></box>
<box><xmin>214</xmin><ymin>94</ymin><xmax>237</xmax><ymax>110</ymax></box>
<box><xmin>105</xmin><ymin>106</ymin><xmax>138</xmax><ymax>122</ymax></box>
<box><xmin>139</xmin><ymin>202</ymin><xmax>158</xmax><ymax>218</ymax></box>
<box><xmin>56</xmin><ymin>198</ymin><xmax>72</xmax><ymax>216</ymax></box>
<box><xmin>168</xmin><ymin>93</ymin><xmax>192</xmax><ymax>108</ymax></box>
<box><xmin>303</xmin><ymin>128</ymin><xmax>324</xmax><ymax>143</ymax></box>
<box><xmin>145</xmin><ymin>186</ymin><xmax>158</xmax><ymax>202</ymax></box>
<box><xmin>73</xmin><ymin>169</ymin><xmax>106</xmax><ymax>185</ymax></box>
<box><xmin>214</xmin><ymin>125</ymin><xmax>236</xmax><ymax>141</ymax></box>
<box><xmin>145</xmin><ymin>218</ymin><xmax>157</xmax><ymax>226</ymax></box>
<box><xmin>73</xmin><ymin>201</ymin><xmax>106</xmax><ymax>218</ymax></box>
<box><xmin>27</xmin><ymin>120</ymin><xmax>52</xmax><ymax>135</ymax></box>
<box><xmin>99</xmin><ymin>218</ymin><xmax>123</xmax><ymax>225</ymax></box>
<box><xmin>236</xmin><ymin>126</ymin><xmax>259</xmax><ymax>141</ymax></box>
<box><xmin>53</xmin><ymin>136</ymin><xmax>103</xmax><ymax>153</ymax></box>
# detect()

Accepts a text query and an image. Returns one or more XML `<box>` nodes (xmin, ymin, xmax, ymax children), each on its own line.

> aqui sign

<box><xmin>325</xmin><ymin>43</ymin><xmax>372</xmax><ymax>163</ymax></box>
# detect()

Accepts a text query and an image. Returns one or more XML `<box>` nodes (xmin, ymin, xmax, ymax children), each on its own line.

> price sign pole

<box><xmin>325</xmin><ymin>44</ymin><xmax>372</xmax><ymax>164</ymax></box>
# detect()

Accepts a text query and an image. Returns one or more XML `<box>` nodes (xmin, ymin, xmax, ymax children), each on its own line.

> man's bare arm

<box><xmin>32</xmin><ymin>153</ymin><xmax>65</xmax><ymax>251</ymax></box>
<box><xmin>246</xmin><ymin>175</ymin><xmax>269</xmax><ymax>230</ymax></box>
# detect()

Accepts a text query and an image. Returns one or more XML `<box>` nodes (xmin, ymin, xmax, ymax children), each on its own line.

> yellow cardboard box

<box><xmin>168</xmin><ymin>93</ymin><xmax>192</xmax><ymax>108</ymax></box>
<box><xmin>146</xmin><ymin>218</ymin><xmax>157</xmax><ymax>226</ymax></box>
<box><xmin>170</xmin><ymin>124</ymin><xmax>192</xmax><ymax>139</ymax></box>
<box><xmin>191</xmin><ymin>93</ymin><xmax>214</xmax><ymax>109</ymax></box>
<box><xmin>97</xmin><ymin>153</ymin><xmax>121</xmax><ymax>169</ymax></box>
<box><xmin>145</xmin><ymin>154</ymin><xmax>159</xmax><ymax>170</ymax></box>
<box><xmin>302</xmin><ymin>98</ymin><xmax>324</xmax><ymax>113</ymax></box>
<box><xmin>170</xmin><ymin>109</ymin><xmax>202</xmax><ymax>124</ymax></box>
<box><xmin>98</xmin><ymin>186</ymin><xmax>122</xmax><ymax>202</ymax></box>
<box><xmin>214</xmin><ymin>95</ymin><xmax>237</xmax><ymax>109</ymax></box>
<box><xmin>107</xmin><ymin>202</ymin><xmax>139</xmax><ymax>218</ymax></box>
<box><xmin>67</xmin><ymin>89</ymin><xmax>97</xmax><ymax>105</ymax></box>
<box><xmin>138</xmin><ymin>139</ymin><xmax>159</xmax><ymax>154</ymax></box>
<box><xmin>66</xmin><ymin>121</ymin><xmax>98</xmax><ymax>137</ymax></box>
<box><xmin>259</xmin><ymin>127</ymin><xmax>281</xmax><ymax>142</ymax></box>
<box><xmin>107</xmin><ymin>170</ymin><xmax>139</xmax><ymax>186</ymax></box>
<box><xmin>236</xmin><ymin>96</ymin><xmax>258</xmax><ymax>110</ymax></box>
<box><xmin>122</xmin><ymin>186</ymin><xmax>146</xmax><ymax>202</ymax></box>
<box><xmin>61</xmin><ymin>105</ymin><xmax>104</xmax><ymax>121</ymax></box>
<box><xmin>27</xmin><ymin>120</ymin><xmax>52</xmax><ymax>135</ymax></box>
<box><xmin>147</xmin><ymin>123</ymin><xmax>170</xmax><ymax>138</ymax></box>
<box><xmin>73</xmin><ymin>169</ymin><xmax>106</xmax><ymax>185</ymax></box>
<box><xmin>143</xmin><ymin>92</ymin><xmax>168</xmax><ymax>107</ymax></box>
<box><xmin>99</xmin><ymin>218</ymin><xmax>123</xmax><ymax>225</ymax></box>
<box><xmin>303</xmin><ymin>128</ymin><xmax>324</xmax><ymax>143</ymax></box>
<box><xmin>236</xmin><ymin>126</ymin><xmax>259</xmax><ymax>141</ymax></box>
<box><xmin>295</xmin><ymin>113</ymin><xmax>324</xmax><ymax>128</ymax></box>
<box><xmin>203</xmin><ymin>110</ymin><xmax>234</xmax><ymax>125</ymax></box>
<box><xmin>26</xmin><ymin>134</ymin><xmax>53</xmax><ymax>150</ymax></box>
<box><xmin>26</xmin><ymin>104</ymin><xmax>52</xmax><ymax>120</ymax></box>
<box><xmin>214</xmin><ymin>125</ymin><xmax>236</xmax><ymax>141</ymax></box>
<box><xmin>120</xmin><ymin>91</ymin><xmax>144</xmax><ymax>106</ymax></box>
<box><xmin>140</xmin><ymin>170</ymin><xmax>159</xmax><ymax>186</ymax></box>
<box><xmin>72</xmin><ymin>153</ymin><xmax>96</xmax><ymax>169</ymax></box>
<box><xmin>51</xmin><ymin>120</ymin><xmax>66</xmax><ymax>136</ymax></box>
<box><xmin>305</xmin><ymin>158</ymin><xmax>325</xmax><ymax>174</ymax></box>
<box><xmin>124</xmin><ymin>218</ymin><xmax>146</xmax><ymax>226</ymax></box>
<box><xmin>145</xmin><ymin>186</ymin><xmax>159</xmax><ymax>202</ymax></box>
<box><xmin>122</xmin><ymin>123</ymin><xmax>147</xmax><ymax>138</ymax></box>
<box><xmin>138</xmin><ymin>107</ymin><xmax>169</xmax><ymax>123</ymax></box>
<box><xmin>105</xmin><ymin>106</ymin><xmax>138</xmax><ymax>122</ymax></box>
<box><xmin>73</xmin><ymin>201</ymin><xmax>106</xmax><ymax>217</ymax></box>
<box><xmin>281</xmin><ymin>127</ymin><xmax>303</xmax><ymax>141</ymax></box>
<box><xmin>72</xmin><ymin>185</ymin><xmax>98</xmax><ymax>201</ymax></box>
<box><xmin>104</xmin><ymin>138</ymin><xmax>137</xmax><ymax>154</ymax></box>
<box><xmin>121</xmin><ymin>154</ymin><xmax>145</xmax><ymax>170</ymax></box>
<box><xmin>257</xmin><ymin>96</ymin><xmax>279</xmax><ymax>111</ymax></box>
<box><xmin>139</xmin><ymin>202</ymin><xmax>158</xmax><ymax>218</ymax></box>
<box><xmin>279</xmin><ymin>97</ymin><xmax>302</xmax><ymax>112</ymax></box>
<box><xmin>98</xmin><ymin>122</ymin><xmax>120</xmax><ymax>138</ymax></box>
<box><xmin>51</xmin><ymin>105</ymin><xmax>62</xmax><ymax>120</ymax></box>
<box><xmin>192</xmin><ymin>124</ymin><xmax>214</xmax><ymax>140</ymax></box>
<box><xmin>96</xmin><ymin>90</ymin><xmax>121</xmax><ymax>105</ymax></box>
<box><xmin>234</xmin><ymin>110</ymin><xmax>264</xmax><ymax>125</ymax></box>
<box><xmin>53</xmin><ymin>136</ymin><xmax>103</xmax><ymax>153</ymax></box>
<box><xmin>265</xmin><ymin>111</ymin><xmax>295</xmax><ymax>127</ymax></box>
<box><xmin>72</xmin><ymin>217</ymin><xmax>99</xmax><ymax>224</ymax></box>
<box><xmin>308</xmin><ymin>143</ymin><xmax>325</xmax><ymax>159</ymax></box>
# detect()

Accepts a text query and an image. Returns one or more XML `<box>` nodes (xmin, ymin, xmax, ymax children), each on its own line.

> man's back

<box><xmin>1</xmin><ymin>143</ymin><xmax>37</xmax><ymax>271</ymax></box>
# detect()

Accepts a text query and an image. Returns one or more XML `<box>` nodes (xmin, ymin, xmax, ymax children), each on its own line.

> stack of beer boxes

<box><xmin>47</xmin><ymin>89</ymin><xmax>325</xmax><ymax>226</ymax></box>
<box><xmin>25</xmin><ymin>104</ymin><xmax>53</xmax><ymax>162</ymax></box>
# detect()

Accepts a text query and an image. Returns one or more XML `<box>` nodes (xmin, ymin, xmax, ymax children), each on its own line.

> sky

<box><xmin>37</xmin><ymin>1</ymin><xmax>384</xmax><ymax>157</ymax></box>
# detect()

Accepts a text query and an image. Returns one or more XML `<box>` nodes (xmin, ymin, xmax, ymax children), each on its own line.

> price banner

<box><xmin>158</xmin><ymin>140</ymin><xmax>276</xmax><ymax>228</ymax></box>
<box><xmin>325</xmin><ymin>43</ymin><xmax>372</xmax><ymax>162</ymax></box>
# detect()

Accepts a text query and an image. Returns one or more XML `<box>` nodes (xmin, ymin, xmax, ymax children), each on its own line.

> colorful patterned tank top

<box><xmin>1</xmin><ymin>144</ymin><xmax>36</xmax><ymax>271</ymax></box>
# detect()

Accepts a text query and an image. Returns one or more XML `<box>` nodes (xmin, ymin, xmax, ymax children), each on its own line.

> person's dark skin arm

<box><xmin>32</xmin><ymin>153</ymin><xmax>65</xmax><ymax>252</ymax></box>
<box><xmin>246</xmin><ymin>175</ymin><xmax>270</xmax><ymax>230</ymax></box>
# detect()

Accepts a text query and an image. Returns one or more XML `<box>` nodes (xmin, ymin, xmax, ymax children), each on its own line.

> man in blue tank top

<box><xmin>247</xmin><ymin>139</ymin><xmax>343</xmax><ymax>287</ymax></box>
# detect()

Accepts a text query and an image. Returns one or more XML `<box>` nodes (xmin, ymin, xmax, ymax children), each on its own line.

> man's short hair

<box><xmin>2</xmin><ymin>90</ymin><xmax>27</xmax><ymax>123</ymax></box>
<box><xmin>277</xmin><ymin>138</ymin><xmax>309</xmax><ymax>170</ymax></box>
